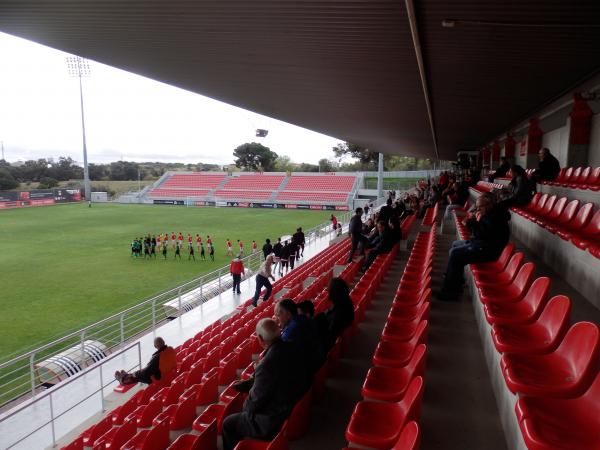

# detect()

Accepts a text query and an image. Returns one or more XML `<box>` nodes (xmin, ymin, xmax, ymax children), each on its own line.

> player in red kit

<box><xmin>196</xmin><ymin>234</ymin><xmax>202</xmax><ymax>252</ymax></box>
<box><xmin>226</xmin><ymin>239</ymin><xmax>233</xmax><ymax>256</ymax></box>
<box><xmin>171</xmin><ymin>232</ymin><xmax>177</xmax><ymax>249</ymax></box>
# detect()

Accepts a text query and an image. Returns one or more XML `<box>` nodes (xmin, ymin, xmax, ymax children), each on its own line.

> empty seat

<box><xmin>152</xmin><ymin>394</ymin><xmax>197</xmax><ymax>437</ymax></box>
<box><xmin>382</xmin><ymin>311</ymin><xmax>429</xmax><ymax>342</ymax></box>
<box><xmin>544</xmin><ymin>199</ymin><xmax>579</xmax><ymax>234</ymax></box>
<box><xmin>515</xmin><ymin>372</ymin><xmax>600</xmax><ymax>450</ymax></box>
<box><xmin>287</xmin><ymin>389</ymin><xmax>312</xmax><ymax>440</ymax></box>
<box><xmin>122</xmin><ymin>422</ymin><xmax>170</xmax><ymax>450</ymax></box>
<box><xmin>167</xmin><ymin>422</ymin><xmax>217</xmax><ymax>450</ymax></box>
<box><xmin>362</xmin><ymin>344</ymin><xmax>426</xmax><ymax>402</ymax></box>
<box><xmin>127</xmin><ymin>397</ymin><xmax>163</xmax><ymax>428</ymax></box>
<box><xmin>192</xmin><ymin>393</ymin><xmax>244</xmax><ymax>434</ymax></box>
<box><xmin>483</xmin><ymin>277</ymin><xmax>551</xmax><ymax>325</ymax></box>
<box><xmin>233</xmin><ymin>421</ymin><xmax>288</xmax><ymax>450</ymax></box>
<box><xmin>345</xmin><ymin>377</ymin><xmax>424</xmax><ymax>450</ymax></box>
<box><xmin>478</xmin><ymin>263</ymin><xmax>535</xmax><ymax>304</ymax></box>
<box><xmin>80</xmin><ymin>414</ymin><xmax>114</xmax><ymax>448</ymax></box>
<box><xmin>491</xmin><ymin>295</ymin><xmax>571</xmax><ymax>354</ymax></box>
<box><xmin>373</xmin><ymin>322</ymin><xmax>428</xmax><ymax>368</ymax></box>
<box><xmin>501</xmin><ymin>321</ymin><xmax>600</xmax><ymax>397</ymax></box>
<box><xmin>475</xmin><ymin>252</ymin><xmax>525</xmax><ymax>286</ymax></box>
<box><xmin>95</xmin><ymin>418</ymin><xmax>137</xmax><ymax>449</ymax></box>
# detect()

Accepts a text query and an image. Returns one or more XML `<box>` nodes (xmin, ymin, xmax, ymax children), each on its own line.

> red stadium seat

<box><xmin>127</xmin><ymin>397</ymin><xmax>163</xmax><ymax>428</ymax></box>
<box><xmin>192</xmin><ymin>393</ymin><xmax>244</xmax><ymax>434</ymax></box>
<box><xmin>570</xmin><ymin>209</ymin><xmax>600</xmax><ymax>251</ymax></box>
<box><xmin>544</xmin><ymin>199</ymin><xmax>579</xmax><ymax>234</ymax></box>
<box><xmin>491</xmin><ymin>295</ymin><xmax>571</xmax><ymax>354</ymax></box>
<box><xmin>80</xmin><ymin>413</ymin><xmax>115</xmax><ymax>448</ymax></box>
<box><xmin>345</xmin><ymin>377</ymin><xmax>424</xmax><ymax>450</ymax></box>
<box><xmin>153</xmin><ymin>393</ymin><xmax>197</xmax><ymax>435</ymax></box>
<box><xmin>382</xmin><ymin>309</ymin><xmax>429</xmax><ymax>342</ymax></box>
<box><xmin>373</xmin><ymin>322</ymin><xmax>428</xmax><ymax>368</ymax></box>
<box><xmin>60</xmin><ymin>436</ymin><xmax>83</xmax><ymax>450</ymax></box>
<box><xmin>536</xmin><ymin>196</ymin><xmax>567</xmax><ymax>226</ymax></box>
<box><xmin>233</xmin><ymin>421</ymin><xmax>288</xmax><ymax>450</ymax></box>
<box><xmin>478</xmin><ymin>262</ymin><xmax>535</xmax><ymax>304</ymax></box>
<box><xmin>475</xmin><ymin>252</ymin><xmax>525</xmax><ymax>286</ymax></box>
<box><xmin>515</xmin><ymin>372</ymin><xmax>600</xmax><ymax>450</ymax></box>
<box><xmin>471</xmin><ymin>243</ymin><xmax>515</xmax><ymax>275</ymax></box>
<box><xmin>168</xmin><ymin>422</ymin><xmax>217</xmax><ymax>450</ymax></box>
<box><xmin>362</xmin><ymin>344</ymin><xmax>426</xmax><ymax>402</ymax></box>
<box><xmin>583</xmin><ymin>167</ymin><xmax>600</xmax><ymax>190</ymax></box>
<box><xmin>96</xmin><ymin>418</ymin><xmax>137</xmax><ymax>449</ymax></box>
<box><xmin>501</xmin><ymin>322</ymin><xmax>600</xmax><ymax>397</ymax></box>
<box><xmin>112</xmin><ymin>391</ymin><xmax>145</xmax><ymax>425</ymax></box>
<box><xmin>287</xmin><ymin>389</ymin><xmax>312</xmax><ymax>440</ymax></box>
<box><xmin>122</xmin><ymin>422</ymin><xmax>170</xmax><ymax>450</ymax></box>
<box><xmin>483</xmin><ymin>277</ymin><xmax>551</xmax><ymax>325</ymax></box>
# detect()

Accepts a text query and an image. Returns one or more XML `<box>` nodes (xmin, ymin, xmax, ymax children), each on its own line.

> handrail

<box><xmin>0</xmin><ymin>212</ymin><xmax>350</xmax><ymax>408</ymax></box>
<box><xmin>1</xmin><ymin>341</ymin><xmax>142</xmax><ymax>449</ymax></box>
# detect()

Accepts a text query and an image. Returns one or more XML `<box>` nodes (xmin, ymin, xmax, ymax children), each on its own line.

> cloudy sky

<box><xmin>0</xmin><ymin>32</ymin><xmax>343</xmax><ymax>166</ymax></box>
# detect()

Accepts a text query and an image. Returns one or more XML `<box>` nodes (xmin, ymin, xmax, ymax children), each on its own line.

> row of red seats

<box><xmin>284</xmin><ymin>175</ymin><xmax>356</xmax><ymax>192</ymax></box>
<box><xmin>61</xmin><ymin>239</ymin><xmax>352</xmax><ymax>450</ymax></box>
<box><xmin>149</xmin><ymin>189</ymin><xmax>210</xmax><ymax>198</ymax></box>
<box><xmin>162</xmin><ymin>174</ymin><xmax>227</xmax><ymax>189</ymax></box>
<box><xmin>455</xmin><ymin>205</ymin><xmax>600</xmax><ymax>449</ymax></box>
<box><xmin>220</xmin><ymin>175</ymin><xmax>285</xmax><ymax>191</ymax></box>
<box><xmin>213</xmin><ymin>190</ymin><xmax>272</xmax><ymax>199</ymax></box>
<box><xmin>472</xmin><ymin>180</ymin><xmax>505</xmax><ymax>193</ymax></box>
<box><xmin>541</xmin><ymin>166</ymin><xmax>600</xmax><ymax>191</ymax></box>
<box><xmin>275</xmin><ymin>191</ymin><xmax>349</xmax><ymax>202</ymax></box>
<box><xmin>343</xmin><ymin>227</ymin><xmax>436</xmax><ymax>450</ymax></box>
<box><xmin>511</xmin><ymin>192</ymin><xmax>600</xmax><ymax>259</ymax></box>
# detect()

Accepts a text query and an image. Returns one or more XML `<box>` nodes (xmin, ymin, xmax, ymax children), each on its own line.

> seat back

<box><xmin>392</xmin><ymin>421</ymin><xmax>421</xmax><ymax>450</ymax></box>
<box><xmin>504</xmin><ymin>252</ymin><xmax>525</xmax><ymax>279</ymax></box>
<box><xmin>558</xmin><ymin>322</ymin><xmax>600</xmax><ymax>378</ymax></box>
<box><xmin>409</xmin><ymin>321</ymin><xmax>429</xmax><ymax>347</ymax></box>
<box><xmin>562</xmin><ymin>167</ymin><xmax>574</xmax><ymax>183</ymax></box>
<box><xmin>198</xmin><ymin>369</ymin><xmax>219</xmax><ymax>405</ymax></box>
<box><xmin>538</xmin><ymin>195</ymin><xmax>557</xmax><ymax>216</ymax></box>
<box><xmin>546</xmin><ymin>197</ymin><xmax>567</xmax><ymax>220</ymax></box>
<box><xmin>522</xmin><ymin>277</ymin><xmax>551</xmax><ymax>316</ymax></box>
<box><xmin>569</xmin><ymin>203</ymin><xmax>594</xmax><ymax>230</ymax></box>
<box><xmin>587</xmin><ymin>167</ymin><xmax>600</xmax><ymax>185</ymax></box>
<box><xmin>581</xmin><ymin>209</ymin><xmax>600</xmax><ymax>237</ymax></box>
<box><xmin>532</xmin><ymin>194</ymin><xmax>549</xmax><ymax>213</ymax></box>
<box><xmin>514</xmin><ymin>262</ymin><xmax>536</xmax><ymax>293</ymax></box>
<box><xmin>528</xmin><ymin>192</ymin><xmax>542</xmax><ymax>209</ymax></box>
<box><xmin>538</xmin><ymin>295</ymin><xmax>571</xmax><ymax>342</ymax></box>
<box><xmin>400</xmin><ymin>376</ymin><xmax>425</xmax><ymax>424</ymax></box>
<box><xmin>578</xmin><ymin>166</ymin><xmax>591</xmax><ymax>183</ymax></box>
<box><xmin>288</xmin><ymin>389</ymin><xmax>312</xmax><ymax>440</ymax></box>
<box><xmin>570</xmin><ymin>167</ymin><xmax>582</xmax><ymax>182</ymax></box>
<box><xmin>554</xmin><ymin>168</ymin><xmax>567</xmax><ymax>183</ymax></box>
<box><xmin>496</xmin><ymin>243</ymin><xmax>516</xmax><ymax>268</ymax></box>
<box><xmin>557</xmin><ymin>199</ymin><xmax>580</xmax><ymax>224</ymax></box>
<box><xmin>406</xmin><ymin>344</ymin><xmax>427</xmax><ymax>378</ymax></box>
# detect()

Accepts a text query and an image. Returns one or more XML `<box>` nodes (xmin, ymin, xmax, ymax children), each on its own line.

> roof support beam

<box><xmin>405</xmin><ymin>0</ymin><xmax>440</xmax><ymax>161</ymax></box>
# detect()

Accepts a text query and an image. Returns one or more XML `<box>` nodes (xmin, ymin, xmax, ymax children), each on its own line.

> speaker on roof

<box><xmin>255</xmin><ymin>129</ymin><xmax>269</xmax><ymax>137</ymax></box>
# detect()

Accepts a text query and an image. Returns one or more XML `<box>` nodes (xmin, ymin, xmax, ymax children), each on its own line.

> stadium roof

<box><xmin>1</xmin><ymin>1</ymin><xmax>600</xmax><ymax>160</ymax></box>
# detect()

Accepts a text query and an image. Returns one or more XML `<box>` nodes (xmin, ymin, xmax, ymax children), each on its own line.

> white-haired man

<box><xmin>222</xmin><ymin>318</ymin><xmax>305</xmax><ymax>450</ymax></box>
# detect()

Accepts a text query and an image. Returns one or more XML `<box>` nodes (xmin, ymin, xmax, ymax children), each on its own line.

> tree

<box><xmin>297</xmin><ymin>162</ymin><xmax>319</xmax><ymax>172</ymax></box>
<box><xmin>38</xmin><ymin>177</ymin><xmax>59</xmax><ymax>188</ymax></box>
<box><xmin>0</xmin><ymin>168</ymin><xmax>19</xmax><ymax>190</ymax></box>
<box><xmin>318</xmin><ymin>158</ymin><xmax>337</xmax><ymax>172</ymax></box>
<box><xmin>333</xmin><ymin>142</ymin><xmax>379</xmax><ymax>168</ymax></box>
<box><xmin>89</xmin><ymin>163</ymin><xmax>107</xmax><ymax>180</ymax></box>
<box><xmin>274</xmin><ymin>155</ymin><xmax>294</xmax><ymax>172</ymax></box>
<box><xmin>233</xmin><ymin>142</ymin><xmax>278</xmax><ymax>171</ymax></box>
<box><xmin>109</xmin><ymin>161</ymin><xmax>141</xmax><ymax>181</ymax></box>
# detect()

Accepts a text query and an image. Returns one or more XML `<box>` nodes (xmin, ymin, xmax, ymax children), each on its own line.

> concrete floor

<box><xmin>292</xmin><ymin>230</ymin><xmax>509</xmax><ymax>450</ymax></box>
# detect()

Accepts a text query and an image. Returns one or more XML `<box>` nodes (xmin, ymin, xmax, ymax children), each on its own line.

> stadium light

<box><xmin>66</xmin><ymin>56</ymin><xmax>92</xmax><ymax>204</ymax></box>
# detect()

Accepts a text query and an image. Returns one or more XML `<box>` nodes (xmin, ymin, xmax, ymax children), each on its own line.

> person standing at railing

<box><xmin>347</xmin><ymin>207</ymin><xmax>366</xmax><ymax>263</ymax></box>
<box><xmin>230</xmin><ymin>254</ymin><xmax>245</xmax><ymax>294</ymax></box>
<box><xmin>292</xmin><ymin>227</ymin><xmax>305</xmax><ymax>259</ymax></box>
<box><xmin>253</xmin><ymin>254</ymin><xmax>276</xmax><ymax>307</ymax></box>
<box><xmin>262</xmin><ymin>238</ymin><xmax>273</xmax><ymax>260</ymax></box>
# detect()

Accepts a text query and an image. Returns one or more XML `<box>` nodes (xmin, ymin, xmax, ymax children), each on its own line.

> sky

<box><xmin>0</xmin><ymin>32</ymin><xmax>343</xmax><ymax>166</ymax></box>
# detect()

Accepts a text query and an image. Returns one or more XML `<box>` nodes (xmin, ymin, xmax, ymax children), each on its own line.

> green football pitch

<box><xmin>0</xmin><ymin>203</ymin><xmax>332</xmax><ymax>360</ymax></box>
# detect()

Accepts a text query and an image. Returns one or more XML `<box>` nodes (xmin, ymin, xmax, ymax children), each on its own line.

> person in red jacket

<box><xmin>252</xmin><ymin>240</ymin><xmax>257</xmax><ymax>254</ymax></box>
<box><xmin>230</xmin><ymin>255</ymin><xmax>245</xmax><ymax>294</ymax></box>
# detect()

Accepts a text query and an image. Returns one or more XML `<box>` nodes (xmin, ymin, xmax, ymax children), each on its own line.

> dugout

<box><xmin>35</xmin><ymin>340</ymin><xmax>108</xmax><ymax>385</ymax></box>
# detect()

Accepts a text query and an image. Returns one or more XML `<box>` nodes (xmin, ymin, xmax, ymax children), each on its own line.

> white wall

<box><xmin>542</xmin><ymin>125</ymin><xmax>568</xmax><ymax>166</ymax></box>
<box><xmin>589</xmin><ymin>113</ymin><xmax>600</xmax><ymax>167</ymax></box>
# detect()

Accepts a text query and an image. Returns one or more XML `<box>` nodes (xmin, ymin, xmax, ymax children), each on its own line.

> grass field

<box><xmin>0</xmin><ymin>203</ymin><xmax>332</xmax><ymax>360</ymax></box>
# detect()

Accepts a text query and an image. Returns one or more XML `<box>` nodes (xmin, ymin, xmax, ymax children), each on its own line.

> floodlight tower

<box><xmin>66</xmin><ymin>56</ymin><xmax>91</xmax><ymax>202</ymax></box>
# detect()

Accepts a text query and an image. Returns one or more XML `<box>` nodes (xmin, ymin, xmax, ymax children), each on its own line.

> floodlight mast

<box><xmin>66</xmin><ymin>56</ymin><xmax>91</xmax><ymax>203</ymax></box>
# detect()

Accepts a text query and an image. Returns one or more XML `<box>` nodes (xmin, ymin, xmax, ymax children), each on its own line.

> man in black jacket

<box><xmin>222</xmin><ymin>319</ymin><xmax>306</xmax><ymax>450</ymax></box>
<box><xmin>361</xmin><ymin>221</ymin><xmax>395</xmax><ymax>272</ymax></box>
<box><xmin>262</xmin><ymin>238</ymin><xmax>273</xmax><ymax>260</ymax></box>
<box><xmin>439</xmin><ymin>194</ymin><xmax>511</xmax><ymax>301</ymax></box>
<box><xmin>292</xmin><ymin>227</ymin><xmax>305</xmax><ymax>259</ymax></box>
<box><xmin>488</xmin><ymin>157</ymin><xmax>510</xmax><ymax>182</ymax></box>
<box><xmin>347</xmin><ymin>207</ymin><xmax>366</xmax><ymax>263</ymax></box>
<box><xmin>532</xmin><ymin>148</ymin><xmax>561</xmax><ymax>182</ymax></box>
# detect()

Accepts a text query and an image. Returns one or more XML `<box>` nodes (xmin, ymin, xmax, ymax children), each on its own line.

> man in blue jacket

<box><xmin>439</xmin><ymin>193</ymin><xmax>510</xmax><ymax>301</ymax></box>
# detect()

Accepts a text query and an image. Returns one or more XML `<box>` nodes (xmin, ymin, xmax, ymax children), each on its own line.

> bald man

<box><xmin>115</xmin><ymin>337</ymin><xmax>176</xmax><ymax>385</ymax></box>
<box><xmin>222</xmin><ymin>318</ymin><xmax>306</xmax><ymax>450</ymax></box>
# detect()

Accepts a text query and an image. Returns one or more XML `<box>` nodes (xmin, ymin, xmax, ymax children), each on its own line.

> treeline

<box><xmin>0</xmin><ymin>158</ymin><xmax>222</xmax><ymax>190</ymax></box>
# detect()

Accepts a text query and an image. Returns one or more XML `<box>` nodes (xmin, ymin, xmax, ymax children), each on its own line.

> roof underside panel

<box><xmin>1</xmin><ymin>1</ymin><xmax>600</xmax><ymax>160</ymax></box>
<box><xmin>0</xmin><ymin>0</ymin><xmax>435</xmax><ymax>158</ymax></box>
<box><xmin>417</xmin><ymin>0</ymin><xmax>600</xmax><ymax>153</ymax></box>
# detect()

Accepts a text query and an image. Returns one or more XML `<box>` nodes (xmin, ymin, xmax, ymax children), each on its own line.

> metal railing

<box><xmin>0</xmin><ymin>342</ymin><xmax>141</xmax><ymax>450</ymax></box>
<box><xmin>0</xmin><ymin>212</ymin><xmax>350</xmax><ymax>409</ymax></box>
